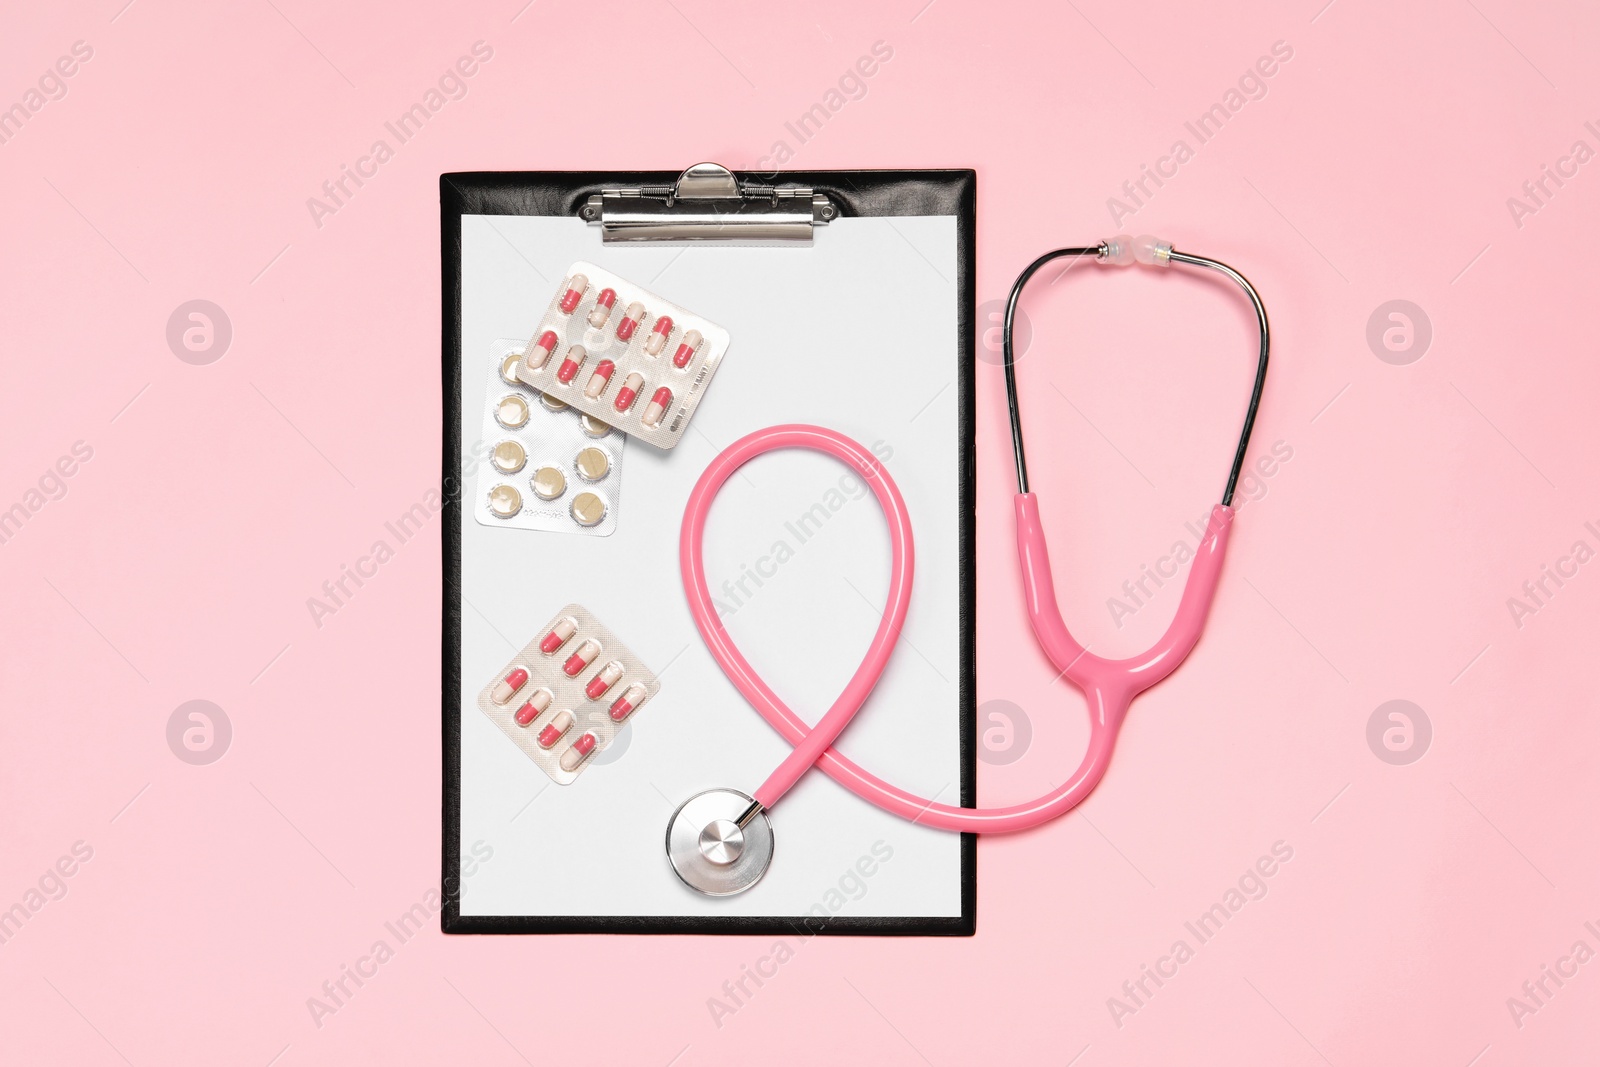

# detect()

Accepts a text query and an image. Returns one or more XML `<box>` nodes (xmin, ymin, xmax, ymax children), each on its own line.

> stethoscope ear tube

<box><xmin>1002</xmin><ymin>246</ymin><xmax>1100</xmax><ymax>495</ymax></box>
<box><xmin>1002</xmin><ymin>241</ymin><xmax>1271</xmax><ymax>506</ymax></box>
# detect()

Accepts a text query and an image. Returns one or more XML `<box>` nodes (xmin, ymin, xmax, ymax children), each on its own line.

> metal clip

<box><xmin>580</xmin><ymin>162</ymin><xmax>835</xmax><ymax>243</ymax></box>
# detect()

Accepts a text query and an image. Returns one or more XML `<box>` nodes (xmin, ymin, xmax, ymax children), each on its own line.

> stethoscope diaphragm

<box><xmin>665</xmin><ymin>788</ymin><xmax>774</xmax><ymax>896</ymax></box>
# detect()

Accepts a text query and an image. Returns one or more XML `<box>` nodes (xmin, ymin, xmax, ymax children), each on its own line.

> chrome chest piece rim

<box><xmin>665</xmin><ymin>788</ymin><xmax>774</xmax><ymax>896</ymax></box>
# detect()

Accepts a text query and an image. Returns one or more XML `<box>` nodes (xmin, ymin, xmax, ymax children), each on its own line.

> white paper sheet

<box><xmin>457</xmin><ymin>214</ymin><xmax>963</xmax><ymax>919</ymax></box>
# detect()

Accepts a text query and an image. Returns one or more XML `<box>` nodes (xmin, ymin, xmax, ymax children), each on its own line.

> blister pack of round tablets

<box><xmin>477</xmin><ymin>603</ymin><xmax>662</xmax><ymax>785</ymax></box>
<box><xmin>515</xmin><ymin>261</ymin><xmax>732</xmax><ymax>451</ymax></box>
<box><xmin>473</xmin><ymin>337</ymin><xmax>625</xmax><ymax>535</ymax></box>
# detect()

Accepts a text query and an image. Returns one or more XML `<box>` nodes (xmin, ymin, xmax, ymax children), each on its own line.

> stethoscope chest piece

<box><xmin>665</xmin><ymin>788</ymin><xmax>774</xmax><ymax>896</ymax></box>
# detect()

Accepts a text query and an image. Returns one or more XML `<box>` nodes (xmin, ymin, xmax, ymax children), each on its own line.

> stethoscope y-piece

<box><xmin>670</xmin><ymin>237</ymin><xmax>1270</xmax><ymax>896</ymax></box>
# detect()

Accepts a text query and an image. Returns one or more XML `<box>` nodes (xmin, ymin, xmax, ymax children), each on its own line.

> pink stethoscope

<box><xmin>666</xmin><ymin>237</ymin><xmax>1270</xmax><ymax>895</ymax></box>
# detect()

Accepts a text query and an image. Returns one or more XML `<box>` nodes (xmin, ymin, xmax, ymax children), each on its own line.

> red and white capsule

<box><xmin>587</xmin><ymin>288</ymin><xmax>617</xmax><ymax>329</ymax></box>
<box><xmin>563</xmin><ymin>638</ymin><xmax>600</xmax><ymax>677</ymax></box>
<box><xmin>523</xmin><ymin>330</ymin><xmax>559</xmax><ymax>374</ymax></box>
<box><xmin>559</xmin><ymin>732</ymin><xmax>597</xmax><ymax>771</ymax></box>
<box><xmin>645</xmin><ymin>315</ymin><xmax>674</xmax><ymax>357</ymax></box>
<box><xmin>615</xmin><ymin>302</ymin><xmax>646</xmax><ymax>342</ymax></box>
<box><xmin>671</xmin><ymin>329</ymin><xmax>703</xmax><ymax>369</ymax></box>
<box><xmin>491</xmin><ymin>667</ymin><xmax>528</xmax><ymax>704</ymax></box>
<box><xmin>613</xmin><ymin>372</ymin><xmax>644</xmax><ymax>412</ymax></box>
<box><xmin>556</xmin><ymin>345</ymin><xmax>586</xmax><ymax>384</ymax></box>
<box><xmin>540</xmin><ymin>617</ymin><xmax>577</xmax><ymax>655</ymax></box>
<box><xmin>514</xmin><ymin>688</ymin><xmax>553</xmax><ymax>726</ymax></box>
<box><xmin>558</xmin><ymin>274</ymin><xmax>588</xmax><ymax>314</ymax></box>
<box><xmin>641</xmin><ymin>386</ymin><xmax>672</xmax><ymax>429</ymax></box>
<box><xmin>584</xmin><ymin>660</ymin><xmax>624</xmax><ymax>699</ymax></box>
<box><xmin>536</xmin><ymin>709</ymin><xmax>574</xmax><ymax>749</ymax></box>
<box><xmin>584</xmin><ymin>359</ymin><xmax>616</xmax><ymax>400</ymax></box>
<box><xmin>608</xmin><ymin>683</ymin><xmax>648</xmax><ymax>722</ymax></box>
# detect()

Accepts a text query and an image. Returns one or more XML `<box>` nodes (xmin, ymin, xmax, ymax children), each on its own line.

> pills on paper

<box><xmin>520</xmin><ymin>330</ymin><xmax>559</xmax><ymax>378</ymax></box>
<box><xmin>492</xmin><ymin>667</ymin><xmax>528</xmax><ymax>704</ymax></box>
<box><xmin>491</xmin><ymin>440</ymin><xmax>526</xmax><ymax>474</ymax></box>
<box><xmin>571</xmin><ymin>492</ymin><xmax>606</xmax><ymax>527</ymax></box>
<box><xmin>645</xmin><ymin>315</ymin><xmax>674</xmax><ymax>357</ymax></box>
<box><xmin>517</xmin><ymin>261</ymin><xmax>731</xmax><ymax>449</ymax></box>
<box><xmin>609</xmin><ymin>683</ymin><xmax>648</xmax><ymax>722</ymax></box>
<box><xmin>537</xmin><ymin>709</ymin><xmax>574</xmax><ymax>749</ymax></box>
<box><xmin>541</xmin><ymin>616</ymin><xmax>577</xmax><ymax>654</ymax></box>
<box><xmin>616</xmin><ymin>302</ymin><xmax>645</xmax><ymax>342</ymax></box>
<box><xmin>476</xmin><ymin>604</ymin><xmax>664</xmax><ymax>785</ymax></box>
<box><xmin>475</xmin><ymin>337</ymin><xmax>625</xmax><ymax>536</ymax></box>
<box><xmin>641</xmin><ymin>387</ymin><xmax>672</xmax><ymax>429</ymax></box>
<box><xmin>584</xmin><ymin>360</ymin><xmax>615</xmax><ymax>400</ymax></box>
<box><xmin>559</xmin><ymin>732</ymin><xmax>597</xmax><ymax>771</ymax></box>
<box><xmin>614</xmin><ymin>372</ymin><xmax>643</xmax><ymax>413</ymax></box>
<box><xmin>496</xmin><ymin>394</ymin><xmax>530</xmax><ymax>429</ymax></box>
<box><xmin>559</xmin><ymin>274</ymin><xmax>588</xmax><ymax>315</ymax></box>
<box><xmin>500</xmin><ymin>352</ymin><xmax>523</xmax><ymax>384</ymax></box>
<box><xmin>488</xmin><ymin>484</ymin><xmax>522</xmax><ymax>519</ymax></box>
<box><xmin>587</xmin><ymin>288</ymin><xmax>617</xmax><ymax>329</ymax></box>
<box><xmin>556</xmin><ymin>345</ymin><xmax>586</xmax><ymax>384</ymax></box>
<box><xmin>531</xmin><ymin>465</ymin><xmax>567</xmax><ymax>501</ymax></box>
<box><xmin>564</xmin><ymin>638</ymin><xmax>600</xmax><ymax>677</ymax></box>
<box><xmin>575</xmin><ymin>447</ymin><xmax>610</xmax><ymax>482</ymax></box>
<box><xmin>515</xmin><ymin>688</ymin><xmax>553</xmax><ymax>726</ymax></box>
<box><xmin>584</xmin><ymin>660</ymin><xmax>624</xmax><ymax>699</ymax></box>
<box><xmin>672</xmin><ymin>329</ymin><xmax>702</xmax><ymax>369</ymax></box>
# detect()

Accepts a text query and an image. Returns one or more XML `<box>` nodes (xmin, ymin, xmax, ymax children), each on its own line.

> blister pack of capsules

<box><xmin>473</xmin><ymin>337</ymin><xmax>626</xmax><ymax>535</ymax></box>
<box><xmin>515</xmin><ymin>261</ymin><xmax>731</xmax><ymax>450</ymax></box>
<box><xmin>477</xmin><ymin>604</ymin><xmax>661</xmax><ymax>785</ymax></box>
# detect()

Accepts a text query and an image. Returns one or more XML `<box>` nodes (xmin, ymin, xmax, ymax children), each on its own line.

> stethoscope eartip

<box><xmin>666</xmin><ymin>788</ymin><xmax>774</xmax><ymax>896</ymax></box>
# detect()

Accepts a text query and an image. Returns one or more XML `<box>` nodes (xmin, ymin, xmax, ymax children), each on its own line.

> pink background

<box><xmin>3</xmin><ymin>0</ymin><xmax>1597</xmax><ymax>1064</ymax></box>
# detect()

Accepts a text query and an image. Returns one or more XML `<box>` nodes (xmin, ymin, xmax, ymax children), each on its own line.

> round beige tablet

<box><xmin>570</xmin><ymin>492</ymin><xmax>607</xmax><ymax>527</ymax></box>
<box><xmin>530</xmin><ymin>465</ymin><xmax>567</xmax><ymax>501</ymax></box>
<box><xmin>499</xmin><ymin>352</ymin><xmax>522</xmax><ymax>385</ymax></box>
<box><xmin>580</xmin><ymin>413</ymin><xmax>612</xmax><ymax>438</ymax></box>
<box><xmin>575</xmin><ymin>446</ymin><xmax>610</xmax><ymax>482</ymax></box>
<box><xmin>488</xmin><ymin>484</ymin><xmax>521</xmax><ymax>518</ymax></box>
<box><xmin>495</xmin><ymin>394</ymin><xmax>530</xmax><ymax>429</ymax></box>
<box><xmin>539</xmin><ymin>391</ymin><xmax>568</xmax><ymax>413</ymax></box>
<box><xmin>490</xmin><ymin>440</ymin><xmax>526</xmax><ymax>474</ymax></box>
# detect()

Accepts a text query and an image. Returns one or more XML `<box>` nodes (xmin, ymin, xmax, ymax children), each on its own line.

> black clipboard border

<box><xmin>441</xmin><ymin>169</ymin><xmax>976</xmax><ymax>936</ymax></box>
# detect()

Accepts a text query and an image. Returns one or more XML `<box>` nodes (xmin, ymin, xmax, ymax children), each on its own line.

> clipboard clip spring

<box><xmin>580</xmin><ymin>162</ymin><xmax>835</xmax><ymax>243</ymax></box>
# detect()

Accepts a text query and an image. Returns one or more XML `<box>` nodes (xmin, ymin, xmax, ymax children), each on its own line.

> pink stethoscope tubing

<box><xmin>681</xmin><ymin>240</ymin><xmax>1267</xmax><ymax>835</ymax></box>
<box><xmin>680</xmin><ymin>424</ymin><xmax>1232</xmax><ymax>834</ymax></box>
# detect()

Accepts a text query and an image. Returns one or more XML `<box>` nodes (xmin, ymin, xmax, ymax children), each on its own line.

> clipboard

<box><xmin>442</xmin><ymin>165</ymin><xmax>976</xmax><ymax>935</ymax></box>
